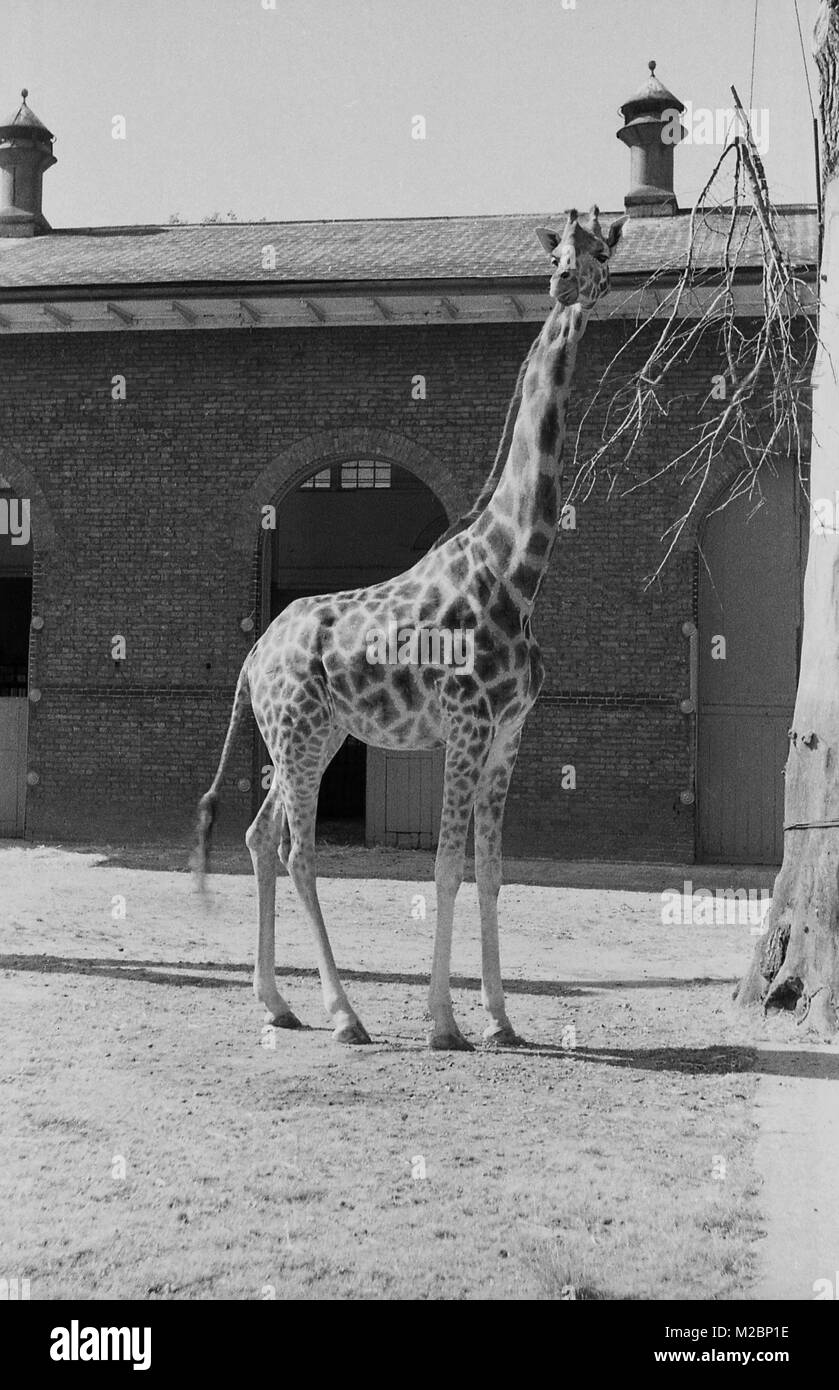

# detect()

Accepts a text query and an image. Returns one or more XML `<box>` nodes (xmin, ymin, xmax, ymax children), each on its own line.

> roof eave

<box><xmin>0</xmin><ymin>264</ymin><xmax>818</xmax><ymax>304</ymax></box>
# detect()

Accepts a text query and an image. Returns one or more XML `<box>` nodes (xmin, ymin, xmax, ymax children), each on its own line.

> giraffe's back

<box><xmin>247</xmin><ymin>535</ymin><xmax>543</xmax><ymax>752</ymax></box>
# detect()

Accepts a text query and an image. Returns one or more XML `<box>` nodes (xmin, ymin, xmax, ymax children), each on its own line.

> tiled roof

<box><xmin>0</xmin><ymin>206</ymin><xmax>818</xmax><ymax>293</ymax></box>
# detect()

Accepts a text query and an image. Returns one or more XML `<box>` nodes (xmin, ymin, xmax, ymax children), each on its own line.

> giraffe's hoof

<box><xmin>333</xmin><ymin>1019</ymin><xmax>372</xmax><ymax>1045</ymax></box>
<box><xmin>428</xmin><ymin>1030</ymin><xmax>475</xmax><ymax>1052</ymax></box>
<box><xmin>265</xmin><ymin>1009</ymin><xmax>305</xmax><ymax>1030</ymax></box>
<box><xmin>482</xmin><ymin>1024</ymin><xmax>526</xmax><ymax>1049</ymax></box>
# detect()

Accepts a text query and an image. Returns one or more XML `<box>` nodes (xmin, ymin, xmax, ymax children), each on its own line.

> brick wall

<box><xmin>0</xmin><ymin>317</ymin><xmax>797</xmax><ymax>857</ymax></box>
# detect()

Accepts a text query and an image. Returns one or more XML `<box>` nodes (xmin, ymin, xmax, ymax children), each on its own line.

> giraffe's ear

<box><xmin>535</xmin><ymin>226</ymin><xmax>560</xmax><ymax>255</ymax></box>
<box><xmin>605</xmin><ymin>214</ymin><xmax>628</xmax><ymax>250</ymax></box>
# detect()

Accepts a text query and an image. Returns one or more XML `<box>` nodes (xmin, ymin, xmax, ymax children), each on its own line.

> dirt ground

<box><xmin>0</xmin><ymin>840</ymin><xmax>797</xmax><ymax>1300</ymax></box>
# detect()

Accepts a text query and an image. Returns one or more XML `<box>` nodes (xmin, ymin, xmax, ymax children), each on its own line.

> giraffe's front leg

<box><xmin>474</xmin><ymin>727</ymin><xmax>525</xmax><ymax>1048</ymax></box>
<box><xmin>428</xmin><ymin>735</ymin><xmax>484</xmax><ymax>1051</ymax></box>
<box><xmin>429</xmin><ymin>850</ymin><xmax>474</xmax><ymax>1051</ymax></box>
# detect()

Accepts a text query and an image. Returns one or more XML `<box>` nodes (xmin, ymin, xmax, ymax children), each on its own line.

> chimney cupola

<box><xmin>617</xmin><ymin>61</ymin><xmax>684</xmax><ymax>217</ymax></box>
<box><xmin>0</xmin><ymin>90</ymin><xmax>56</xmax><ymax>237</ymax></box>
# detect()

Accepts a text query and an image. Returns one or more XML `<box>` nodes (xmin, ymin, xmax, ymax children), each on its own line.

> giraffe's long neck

<box><xmin>430</xmin><ymin>335</ymin><xmax>539</xmax><ymax>551</ymax></box>
<box><xmin>473</xmin><ymin>302</ymin><xmax>587</xmax><ymax>603</ymax></box>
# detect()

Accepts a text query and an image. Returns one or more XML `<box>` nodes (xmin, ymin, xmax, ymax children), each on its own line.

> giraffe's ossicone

<box><xmin>193</xmin><ymin>204</ymin><xmax>627</xmax><ymax>1050</ymax></box>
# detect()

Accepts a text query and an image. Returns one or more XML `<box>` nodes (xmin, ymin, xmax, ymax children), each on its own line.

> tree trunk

<box><xmin>735</xmin><ymin>0</ymin><xmax>839</xmax><ymax>1035</ymax></box>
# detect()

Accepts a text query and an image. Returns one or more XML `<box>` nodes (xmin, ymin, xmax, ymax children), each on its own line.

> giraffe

<box><xmin>194</xmin><ymin>204</ymin><xmax>626</xmax><ymax>1050</ymax></box>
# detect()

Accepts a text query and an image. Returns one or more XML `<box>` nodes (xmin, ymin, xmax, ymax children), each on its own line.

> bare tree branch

<box><xmin>567</xmin><ymin>117</ymin><xmax>820</xmax><ymax>584</ymax></box>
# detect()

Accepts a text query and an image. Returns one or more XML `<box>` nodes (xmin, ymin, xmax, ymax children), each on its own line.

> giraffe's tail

<box><xmin>191</xmin><ymin>658</ymin><xmax>253</xmax><ymax>890</ymax></box>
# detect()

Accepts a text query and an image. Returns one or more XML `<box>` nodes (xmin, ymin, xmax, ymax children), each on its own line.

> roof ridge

<box><xmin>43</xmin><ymin>203</ymin><xmax>818</xmax><ymax>237</ymax></box>
<box><xmin>51</xmin><ymin>211</ymin><xmax>628</xmax><ymax>234</ymax></box>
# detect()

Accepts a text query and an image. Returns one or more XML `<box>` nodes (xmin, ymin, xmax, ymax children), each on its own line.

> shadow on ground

<box><xmin>0</xmin><ymin>951</ymin><xmax>736</xmax><ymax>1000</ymax></box>
<box><xmin>8</xmin><ymin>946</ymin><xmax>833</xmax><ymax>1082</ymax></box>
<box><xmin>28</xmin><ymin>837</ymin><xmax>780</xmax><ymax>893</ymax></box>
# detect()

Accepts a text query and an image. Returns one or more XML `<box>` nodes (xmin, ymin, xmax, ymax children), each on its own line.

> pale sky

<box><xmin>1</xmin><ymin>0</ymin><xmax>824</xmax><ymax>227</ymax></box>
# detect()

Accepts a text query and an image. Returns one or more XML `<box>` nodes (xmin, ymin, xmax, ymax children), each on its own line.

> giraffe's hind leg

<box><xmin>245</xmin><ymin>781</ymin><xmax>304</xmax><ymax>1028</ymax></box>
<box><xmin>281</xmin><ymin>777</ymin><xmax>370</xmax><ymax>1043</ymax></box>
<box><xmin>263</xmin><ymin>702</ymin><xmax>369</xmax><ymax>1044</ymax></box>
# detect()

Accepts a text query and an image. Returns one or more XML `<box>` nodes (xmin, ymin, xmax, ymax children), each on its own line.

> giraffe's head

<box><xmin>536</xmin><ymin>206</ymin><xmax>627</xmax><ymax>310</ymax></box>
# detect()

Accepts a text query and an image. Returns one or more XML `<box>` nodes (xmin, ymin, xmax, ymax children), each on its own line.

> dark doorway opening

<box><xmin>262</xmin><ymin>459</ymin><xmax>448</xmax><ymax>844</ymax></box>
<box><xmin>0</xmin><ymin>575</ymin><xmax>32</xmax><ymax>695</ymax></box>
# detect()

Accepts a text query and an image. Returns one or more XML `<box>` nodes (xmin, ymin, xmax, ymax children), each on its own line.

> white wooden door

<box><xmin>698</xmin><ymin>465</ymin><xmax>805</xmax><ymax>864</ymax></box>
<box><xmin>366</xmin><ymin>746</ymin><xmax>445</xmax><ymax>848</ymax></box>
<box><xmin>0</xmin><ymin>698</ymin><xmax>28</xmax><ymax>836</ymax></box>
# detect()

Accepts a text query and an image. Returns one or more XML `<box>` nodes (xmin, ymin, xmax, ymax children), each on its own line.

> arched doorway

<box><xmin>258</xmin><ymin>458</ymin><xmax>448</xmax><ymax>844</ymax></box>
<box><xmin>0</xmin><ymin>486</ymin><xmax>33</xmax><ymax>835</ymax></box>
<box><xmin>697</xmin><ymin>464</ymin><xmax>808</xmax><ymax>863</ymax></box>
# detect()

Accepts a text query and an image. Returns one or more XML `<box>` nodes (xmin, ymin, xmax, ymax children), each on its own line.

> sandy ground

<box><xmin>753</xmin><ymin>1042</ymin><xmax>839</xmax><ymax>1300</ymax></box>
<box><xmin>0</xmin><ymin>840</ymin><xmax>825</xmax><ymax>1300</ymax></box>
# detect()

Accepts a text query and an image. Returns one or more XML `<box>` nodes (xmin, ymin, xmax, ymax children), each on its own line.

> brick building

<box><xmin>0</xmin><ymin>70</ymin><xmax>818</xmax><ymax>863</ymax></box>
